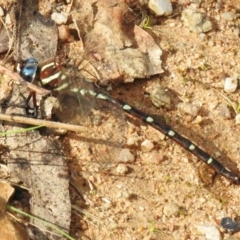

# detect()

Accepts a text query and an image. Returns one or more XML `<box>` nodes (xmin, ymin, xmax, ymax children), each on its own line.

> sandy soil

<box><xmin>1</xmin><ymin>0</ymin><xmax>240</xmax><ymax>240</ymax></box>
<box><xmin>65</xmin><ymin>1</ymin><xmax>240</xmax><ymax>240</ymax></box>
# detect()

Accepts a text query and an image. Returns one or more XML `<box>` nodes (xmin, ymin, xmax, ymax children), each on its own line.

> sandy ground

<box><xmin>66</xmin><ymin>1</ymin><xmax>240</xmax><ymax>240</ymax></box>
<box><xmin>1</xmin><ymin>0</ymin><xmax>240</xmax><ymax>240</ymax></box>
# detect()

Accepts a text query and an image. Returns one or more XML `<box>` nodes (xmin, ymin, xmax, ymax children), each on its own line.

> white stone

<box><xmin>163</xmin><ymin>203</ymin><xmax>180</xmax><ymax>217</ymax></box>
<box><xmin>127</xmin><ymin>137</ymin><xmax>138</xmax><ymax>146</ymax></box>
<box><xmin>196</xmin><ymin>225</ymin><xmax>221</xmax><ymax>240</ymax></box>
<box><xmin>5</xmin><ymin>13</ymin><xmax>11</xmax><ymax>25</ymax></box>
<box><xmin>115</xmin><ymin>164</ymin><xmax>128</xmax><ymax>175</ymax></box>
<box><xmin>182</xmin><ymin>9</ymin><xmax>212</xmax><ymax>33</ymax></box>
<box><xmin>235</xmin><ymin>114</ymin><xmax>240</xmax><ymax>124</ymax></box>
<box><xmin>141</xmin><ymin>139</ymin><xmax>154</xmax><ymax>152</ymax></box>
<box><xmin>148</xmin><ymin>0</ymin><xmax>172</xmax><ymax>16</ymax></box>
<box><xmin>117</xmin><ymin>149</ymin><xmax>135</xmax><ymax>163</ymax></box>
<box><xmin>224</xmin><ymin>77</ymin><xmax>238</xmax><ymax>93</ymax></box>
<box><xmin>198</xmin><ymin>33</ymin><xmax>206</xmax><ymax>40</ymax></box>
<box><xmin>51</xmin><ymin>12</ymin><xmax>68</xmax><ymax>25</ymax></box>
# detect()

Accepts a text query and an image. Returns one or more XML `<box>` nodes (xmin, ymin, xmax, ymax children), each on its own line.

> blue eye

<box><xmin>20</xmin><ymin>58</ymin><xmax>38</xmax><ymax>83</ymax></box>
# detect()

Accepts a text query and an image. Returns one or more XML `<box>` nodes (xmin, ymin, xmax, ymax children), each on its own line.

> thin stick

<box><xmin>0</xmin><ymin>113</ymin><xmax>86</xmax><ymax>132</ymax></box>
<box><xmin>0</xmin><ymin>64</ymin><xmax>51</xmax><ymax>95</ymax></box>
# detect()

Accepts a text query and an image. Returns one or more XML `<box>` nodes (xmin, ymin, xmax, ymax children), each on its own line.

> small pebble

<box><xmin>198</xmin><ymin>33</ymin><xmax>206</xmax><ymax>40</ymax></box>
<box><xmin>148</xmin><ymin>0</ymin><xmax>172</xmax><ymax>16</ymax></box>
<box><xmin>192</xmin><ymin>115</ymin><xmax>203</xmax><ymax>124</ymax></box>
<box><xmin>101</xmin><ymin>202</ymin><xmax>112</xmax><ymax>210</ymax></box>
<box><xmin>79</xmin><ymin>219</ymin><xmax>88</xmax><ymax>230</ymax></box>
<box><xmin>221</xmin><ymin>12</ymin><xmax>236</xmax><ymax>21</ymax></box>
<box><xmin>163</xmin><ymin>203</ymin><xmax>180</xmax><ymax>217</ymax></box>
<box><xmin>117</xmin><ymin>149</ymin><xmax>135</xmax><ymax>163</ymax></box>
<box><xmin>0</xmin><ymin>6</ymin><xmax>4</xmax><ymax>17</ymax></box>
<box><xmin>51</xmin><ymin>12</ymin><xmax>68</xmax><ymax>25</ymax></box>
<box><xmin>5</xmin><ymin>13</ymin><xmax>11</xmax><ymax>25</ymax></box>
<box><xmin>224</xmin><ymin>77</ymin><xmax>238</xmax><ymax>93</ymax></box>
<box><xmin>58</xmin><ymin>25</ymin><xmax>72</xmax><ymax>42</ymax></box>
<box><xmin>139</xmin><ymin>206</ymin><xmax>145</xmax><ymax>211</ymax></box>
<box><xmin>150</xmin><ymin>85</ymin><xmax>172</xmax><ymax>109</ymax></box>
<box><xmin>127</xmin><ymin>137</ymin><xmax>138</xmax><ymax>146</ymax></box>
<box><xmin>40</xmin><ymin>96</ymin><xmax>59</xmax><ymax>119</ymax></box>
<box><xmin>102</xmin><ymin>198</ymin><xmax>112</xmax><ymax>204</ymax></box>
<box><xmin>216</xmin><ymin>103</ymin><xmax>231</xmax><ymax>119</ymax></box>
<box><xmin>107</xmin><ymin>220</ymin><xmax>118</xmax><ymax>230</ymax></box>
<box><xmin>235</xmin><ymin>114</ymin><xmax>240</xmax><ymax>125</ymax></box>
<box><xmin>141</xmin><ymin>150</ymin><xmax>163</xmax><ymax>164</ymax></box>
<box><xmin>182</xmin><ymin>9</ymin><xmax>212</xmax><ymax>33</ymax></box>
<box><xmin>141</xmin><ymin>140</ymin><xmax>154</xmax><ymax>152</ymax></box>
<box><xmin>115</xmin><ymin>163</ymin><xmax>128</xmax><ymax>175</ymax></box>
<box><xmin>196</xmin><ymin>225</ymin><xmax>221</xmax><ymax>240</ymax></box>
<box><xmin>177</xmin><ymin>102</ymin><xmax>201</xmax><ymax>117</ymax></box>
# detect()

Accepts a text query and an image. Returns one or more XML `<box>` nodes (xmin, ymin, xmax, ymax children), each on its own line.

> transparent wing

<box><xmin>85</xmin><ymin>90</ymin><xmax>126</xmax><ymax>171</ymax></box>
<box><xmin>53</xmin><ymin>69</ymin><xmax>126</xmax><ymax>173</ymax></box>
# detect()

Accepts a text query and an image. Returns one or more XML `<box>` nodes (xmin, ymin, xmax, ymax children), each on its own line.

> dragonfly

<box><xmin>18</xmin><ymin>57</ymin><xmax>126</xmax><ymax>169</ymax></box>
<box><xmin>17</xmin><ymin>57</ymin><xmax>240</xmax><ymax>184</ymax></box>
<box><xmin>12</xmin><ymin>0</ymin><xmax>240</xmax><ymax>185</ymax></box>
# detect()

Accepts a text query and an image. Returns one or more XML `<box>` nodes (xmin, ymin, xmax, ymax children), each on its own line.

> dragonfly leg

<box><xmin>25</xmin><ymin>91</ymin><xmax>39</xmax><ymax>118</ymax></box>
